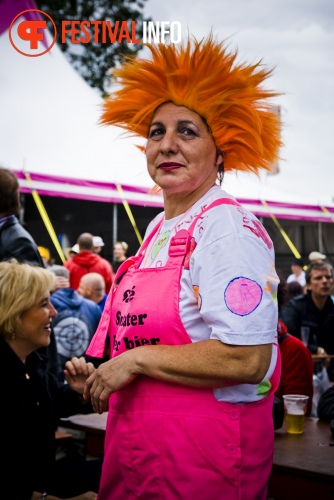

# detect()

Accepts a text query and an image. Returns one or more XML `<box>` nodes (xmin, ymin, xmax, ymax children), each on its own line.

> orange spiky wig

<box><xmin>101</xmin><ymin>35</ymin><xmax>281</xmax><ymax>174</ymax></box>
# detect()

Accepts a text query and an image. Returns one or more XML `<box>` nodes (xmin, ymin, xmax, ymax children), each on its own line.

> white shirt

<box><xmin>141</xmin><ymin>185</ymin><xmax>279</xmax><ymax>403</ymax></box>
<box><xmin>287</xmin><ymin>271</ymin><xmax>306</xmax><ymax>287</ymax></box>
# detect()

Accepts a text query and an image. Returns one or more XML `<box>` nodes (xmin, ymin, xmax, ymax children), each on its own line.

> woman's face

<box><xmin>113</xmin><ymin>243</ymin><xmax>125</xmax><ymax>260</ymax></box>
<box><xmin>146</xmin><ymin>103</ymin><xmax>223</xmax><ymax>195</ymax></box>
<box><xmin>17</xmin><ymin>294</ymin><xmax>57</xmax><ymax>352</ymax></box>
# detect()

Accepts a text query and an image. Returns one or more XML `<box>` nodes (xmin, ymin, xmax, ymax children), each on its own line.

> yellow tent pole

<box><xmin>24</xmin><ymin>172</ymin><xmax>67</xmax><ymax>263</ymax></box>
<box><xmin>320</xmin><ymin>206</ymin><xmax>334</xmax><ymax>223</ymax></box>
<box><xmin>261</xmin><ymin>200</ymin><xmax>302</xmax><ymax>260</ymax></box>
<box><xmin>116</xmin><ymin>184</ymin><xmax>143</xmax><ymax>245</ymax></box>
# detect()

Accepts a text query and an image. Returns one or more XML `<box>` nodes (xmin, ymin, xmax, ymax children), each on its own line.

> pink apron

<box><xmin>87</xmin><ymin>199</ymin><xmax>280</xmax><ymax>500</ymax></box>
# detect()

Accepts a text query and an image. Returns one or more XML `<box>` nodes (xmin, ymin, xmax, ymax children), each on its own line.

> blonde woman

<box><xmin>0</xmin><ymin>260</ymin><xmax>100</xmax><ymax>500</ymax></box>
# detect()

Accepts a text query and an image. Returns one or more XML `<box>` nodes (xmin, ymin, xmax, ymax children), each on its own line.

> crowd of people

<box><xmin>1</xmin><ymin>31</ymin><xmax>334</xmax><ymax>500</ymax></box>
<box><xmin>278</xmin><ymin>253</ymin><xmax>334</xmax><ymax>416</ymax></box>
<box><xmin>280</xmin><ymin>254</ymin><xmax>334</xmax><ymax>376</ymax></box>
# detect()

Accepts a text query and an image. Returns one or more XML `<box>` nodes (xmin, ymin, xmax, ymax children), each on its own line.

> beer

<box><xmin>283</xmin><ymin>394</ymin><xmax>309</xmax><ymax>435</ymax></box>
<box><xmin>285</xmin><ymin>411</ymin><xmax>305</xmax><ymax>434</ymax></box>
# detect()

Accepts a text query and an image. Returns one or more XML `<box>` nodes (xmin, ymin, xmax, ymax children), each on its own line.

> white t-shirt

<box><xmin>141</xmin><ymin>185</ymin><xmax>279</xmax><ymax>403</ymax></box>
<box><xmin>287</xmin><ymin>271</ymin><xmax>306</xmax><ymax>287</ymax></box>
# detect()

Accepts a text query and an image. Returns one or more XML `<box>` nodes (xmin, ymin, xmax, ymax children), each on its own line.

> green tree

<box><xmin>36</xmin><ymin>0</ymin><xmax>151</xmax><ymax>96</ymax></box>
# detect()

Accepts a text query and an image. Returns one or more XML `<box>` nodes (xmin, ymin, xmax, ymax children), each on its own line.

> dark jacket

<box><xmin>0</xmin><ymin>335</ymin><xmax>93</xmax><ymax>500</ymax></box>
<box><xmin>317</xmin><ymin>386</ymin><xmax>334</xmax><ymax>421</ymax></box>
<box><xmin>51</xmin><ymin>288</ymin><xmax>101</xmax><ymax>370</ymax></box>
<box><xmin>281</xmin><ymin>292</ymin><xmax>334</xmax><ymax>380</ymax></box>
<box><xmin>0</xmin><ymin>215</ymin><xmax>44</xmax><ymax>266</ymax></box>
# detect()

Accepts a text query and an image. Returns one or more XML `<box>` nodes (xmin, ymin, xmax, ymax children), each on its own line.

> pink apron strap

<box><xmin>136</xmin><ymin>216</ymin><xmax>164</xmax><ymax>262</ymax></box>
<box><xmin>188</xmin><ymin>197</ymin><xmax>240</xmax><ymax>234</ymax></box>
<box><xmin>86</xmin><ymin>217</ymin><xmax>164</xmax><ymax>357</ymax></box>
<box><xmin>184</xmin><ymin>197</ymin><xmax>241</xmax><ymax>268</ymax></box>
<box><xmin>87</xmin><ymin>199</ymin><xmax>240</xmax><ymax>357</ymax></box>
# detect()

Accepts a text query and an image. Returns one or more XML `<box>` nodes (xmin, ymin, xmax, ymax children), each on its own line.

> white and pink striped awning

<box><xmin>13</xmin><ymin>169</ymin><xmax>334</xmax><ymax>223</ymax></box>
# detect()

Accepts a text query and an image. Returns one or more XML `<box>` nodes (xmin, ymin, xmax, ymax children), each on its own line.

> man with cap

<box><xmin>37</xmin><ymin>246</ymin><xmax>51</xmax><ymax>267</ymax></box>
<box><xmin>286</xmin><ymin>257</ymin><xmax>306</xmax><ymax>287</ymax></box>
<box><xmin>93</xmin><ymin>236</ymin><xmax>105</xmax><ymax>254</ymax></box>
<box><xmin>309</xmin><ymin>251</ymin><xmax>327</xmax><ymax>263</ymax></box>
<box><xmin>65</xmin><ymin>232</ymin><xmax>113</xmax><ymax>292</ymax></box>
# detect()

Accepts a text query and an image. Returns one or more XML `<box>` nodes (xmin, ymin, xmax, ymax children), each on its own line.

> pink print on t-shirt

<box><xmin>224</xmin><ymin>277</ymin><xmax>263</xmax><ymax>316</ymax></box>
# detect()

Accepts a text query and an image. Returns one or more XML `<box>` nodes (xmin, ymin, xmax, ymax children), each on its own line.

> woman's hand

<box><xmin>67</xmin><ymin>492</ymin><xmax>98</xmax><ymax>500</ymax></box>
<box><xmin>64</xmin><ymin>356</ymin><xmax>96</xmax><ymax>394</ymax></box>
<box><xmin>317</xmin><ymin>347</ymin><xmax>331</xmax><ymax>368</ymax></box>
<box><xmin>83</xmin><ymin>340</ymin><xmax>272</xmax><ymax>413</ymax></box>
<box><xmin>32</xmin><ymin>491</ymin><xmax>97</xmax><ymax>500</ymax></box>
<box><xmin>83</xmin><ymin>351</ymin><xmax>138</xmax><ymax>413</ymax></box>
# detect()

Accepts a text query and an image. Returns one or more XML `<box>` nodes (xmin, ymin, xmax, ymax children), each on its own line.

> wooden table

<box><xmin>60</xmin><ymin>414</ymin><xmax>334</xmax><ymax>498</ymax></box>
<box><xmin>59</xmin><ymin>412</ymin><xmax>108</xmax><ymax>458</ymax></box>
<box><xmin>312</xmin><ymin>355</ymin><xmax>334</xmax><ymax>359</ymax></box>
<box><xmin>268</xmin><ymin>417</ymin><xmax>334</xmax><ymax>499</ymax></box>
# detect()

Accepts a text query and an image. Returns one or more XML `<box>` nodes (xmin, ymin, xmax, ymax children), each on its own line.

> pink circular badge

<box><xmin>224</xmin><ymin>277</ymin><xmax>263</xmax><ymax>316</ymax></box>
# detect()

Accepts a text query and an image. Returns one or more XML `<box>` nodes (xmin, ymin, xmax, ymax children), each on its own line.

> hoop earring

<box><xmin>216</xmin><ymin>150</ymin><xmax>225</xmax><ymax>186</ymax></box>
<box><xmin>217</xmin><ymin>165</ymin><xmax>224</xmax><ymax>185</ymax></box>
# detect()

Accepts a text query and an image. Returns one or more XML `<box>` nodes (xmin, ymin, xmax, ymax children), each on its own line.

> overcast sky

<box><xmin>1</xmin><ymin>0</ymin><xmax>333</xmax><ymax>205</ymax></box>
<box><xmin>144</xmin><ymin>0</ymin><xmax>334</xmax><ymax>204</ymax></box>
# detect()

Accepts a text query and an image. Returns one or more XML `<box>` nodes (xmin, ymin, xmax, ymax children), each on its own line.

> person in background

<box><xmin>64</xmin><ymin>245</ymin><xmax>79</xmax><ymax>261</ymax></box>
<box><xmin>276</xmin><ymin>320</ymin><xmax>314</xmax><ymax>417</ymax></box>
<box><xmin>71</xmin><ymin>244</ymin><xmax>79</xmax><ymax>255</ymax></box>
<box><xmin>317</xmin><ymin>385</ymin><xmax>334</xmax><ymax>421</ymax></box>
<box><xmin>281</xmin><ymin>261</ymin><xmax>334</xmax><ymax>380</ymax></box>
<box><xmin>275</xmin><ymin>283</ymin><xmax>313</xmax><ymax>416</ymax></box>
<box><xmin>0</xmin><ymin>167</ymin><xmax>44</xmax><ymax>266</ymax></box>
<box><xmin>38</xmin><ymin>246</ymin><xmax>52</xmax><ymax>268</ymax></box>
<box><xmin>92</xmin><ymin>236</ymin><xmax>105</xmax><ymax>255</ymax></box>
<box><xmin>78</xmin><ymin>272</ymin><xmax>108</xmax><ymax>312</ymax></box>
<box><xmin>286</xmin><ymin>257</ymin><xmax>306</xmax><ymax>288</ymax></box>
<box><xmin>286</xmin><ymin>280</ymin><xmax>304</xmax><ymax>302</ymax></box>
<box><xmin>0</xmin><ymin>167</ymin><xmax>60</xmax><ymax>374</ymax></box>
<box><xmin>64</xmin><ymin>233</ymin><xmax>113</xmax><ymax>293</ymax></box>
<box><xmin>49</xmin><ymin>265</ymin><xmax>101</xmax><ymax>377</ymax></box>
<box><xmin>84</xmin><ymin>35</ymin><xmax>281</xmax><ymax>500</ymax></box>
<box><xmin>0</xmin><ymin>260</ymin><xmax>100</xmax><ymax>500</ymax></box>
<box><xmin>308</xmin><ymin>251</ymin><xmax>327</xmax><ymax>264</ymax></box>
<box><xmin>78</xmin><ymin>273</ymin><xmax>110</xmax><ymax>363</ymax></box>
<box><xmin>112</xmin><ymin>241</ymin><xmax>128</xmax><ymax>273</ymax></box>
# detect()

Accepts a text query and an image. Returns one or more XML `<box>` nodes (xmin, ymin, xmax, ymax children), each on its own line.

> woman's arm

<box><xmin>84</xmin><ymin>340</ymin><xmax>272</xmax><ymax>413</ymax></box>
<box><xmin>64</xmin><ymin>356</ymin><xmax>96</xmax><ymax>394</ymax></box>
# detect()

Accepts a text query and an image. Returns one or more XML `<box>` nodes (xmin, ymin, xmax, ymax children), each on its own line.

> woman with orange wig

<box><xmin>84</xmin><ymin>34</ymin><xmax>281</xmax><ymax>500</ymax></box>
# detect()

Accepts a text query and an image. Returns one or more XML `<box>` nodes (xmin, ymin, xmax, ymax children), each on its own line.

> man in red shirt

<box><xmin>275</xmin><ymin>319</ymin><xmax>314</xmax><ymax>416</ymax></box>
<box><xmin>65</xmin><ymin>232</ymin><xmax>113</xmax><ymax>292</ymax></box>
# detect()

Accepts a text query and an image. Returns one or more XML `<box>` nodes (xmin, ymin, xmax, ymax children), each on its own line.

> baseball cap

<box><xmin>308</xmin><ymin>251</ymin><xmax>326</xmax><ymax>262</ymax></box>
<box><xmin>71</xmin><ymin>243</ymin><xmax>79</xmax><ymax>254</ymax></box>
<box><xmin>93</xmin><ymin>236</ymin><xmax>105</xmax><ymax>247</ymax></box>
<box><xmin>38</xmin><ymin>246</ymin><xmax>50</xmax><ymax>259</ymax></box>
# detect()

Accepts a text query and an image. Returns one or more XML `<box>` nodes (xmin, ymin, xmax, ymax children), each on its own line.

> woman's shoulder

<box><xmin>198</xmin><ymin>186</ymin><xmax>259</xmax><ymax>225</ymax></box>
<box><xmin>193</xmin><ymin>187</ymin><xmax>273</xmax><ymax>248</ymax></box>
<box><xmin>145</xmin><ymin>210</ymin><xmax>165</xmax><ymax>236</ymax></box>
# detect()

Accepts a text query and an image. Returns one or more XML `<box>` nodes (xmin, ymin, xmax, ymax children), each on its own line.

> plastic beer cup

<box><xmin>300</xmin><ymin>326</ymin><xmax>310</xmax><ymax>346</ymax></box>
<box><xmin>282</xmin><ymin>394</ymin><xmax>309</xmax><ymax>434</ymax></box>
